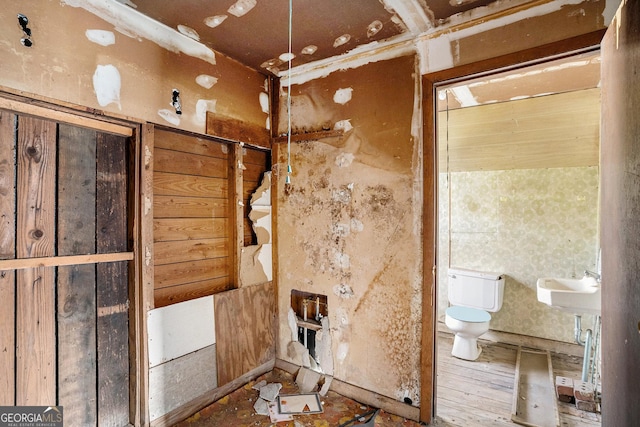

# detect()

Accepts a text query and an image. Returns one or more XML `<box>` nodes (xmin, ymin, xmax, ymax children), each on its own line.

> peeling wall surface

<box><xmin>0</xmin><ymin>1</ymin><xmax>267</xmax><ymax>136</ymax></box>
<box><xmin>276</xmin><ymin>55</ymin><xmax>424</xmax><ymax>404</ymax></box>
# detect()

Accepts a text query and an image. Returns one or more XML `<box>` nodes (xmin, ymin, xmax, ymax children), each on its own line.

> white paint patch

<box><xmin>63</xmin><ymin>0</ymin><xmax>216</xmax><ymax>65</ymax></box>
<box><xmin>334</xmin><ymin>119</ymin><xmax>353</xmax><ymax>133</ymax></box>
<box><xmin>333</xmin><ymin>283</ymin><xmax>354</xmax><ymax>299</ymax></box>
<box><xmin>177</xmin><ymin>24</ymin><xmax>199</xmax><ymax>41</ymax></box>
<box><xmin>333</xmin><ymin>223</ymin><xmax>350</xmax><ymax>237</ymax></box>
<box><xmin>367</xmin><ymin>20</ymin><xmax>383</xmax><ymax>37</ymax></box>
<box><xmin>204</xmin><ymin>15</ymin><xmax>227</xmax><ymax>28</ymax></box>
<box><xmin>195</xmin><ymin>99</ymin><xmax>217</xmax><ymax>125</ymax></box>
<box><xmin>157</xmin><ymin>109</ymin><xmax>181</xmax><ymax>126</ymax></box>
<box><xmin>382</xmin><ymin>0</ymin><xmax>432</xmax><ymax>33</ymax></box>
<box><xmin>85</xmin><ymin>29</ymin><xmax>115</xmax><ymax>46</ymax></box>
<box><xmin>92</xmin><ymin>64</ymin><xmax>121</xmax><ymax>109</ymax></box>
<box><xmin>417</xmin><ymin>35</ymin><xmax>454</xmax><ymax>75</ymax></box>
<box><xmin>335</xmin><ymin>152</ymin><xmax>355</xmax><ymax>168</ymax></box>
<box><xmin>287</xmin><ymin>308</ymin><xmax>299</xmax><ymax>341</ymax></box>
<box><xmin>333</xmin><ymin>34</ymin><xmax>351</xmax><ymax>48</ymax></box>
<box><xmin>336</xmin><ymin>342</ymin><xmax>349</xmax><ymax>362</ymax></box>
<box><xmin>333</xmin><ymin>88</ymin><xmax>353</xmax><ymax>105</ymax></box>
<box><xmin>196</xmin><ymin>74</ymin><xmax>218</xmax><ymax>89</ymax></box>
<box><xmin>115</xmin><ymin>0</ymin><xmax>137</xmax><ymax>7</ymax></box>
<box><xmin>350</xmin><ymin>218</ymin><xmax>364</xmax><ymax>232</ymax></box>
<box><xmin>255</xmin><ymin>243</ymin><xmax>273</xmax><ymax>281</ymax></box>
<box><xmin>227</xmin><ymin>0</ymin><xmax>256</xmax><ymax>17</ymax></box>
<box><xmin>259</xmin><ymin>92</ymin><xmax>269</xmax><ymax>114</ymax></box>
<box><xmin>301</xmin><ymin>45</ymin><xmax>317</xmax><ymax>55</ymax></box>
<box><xmin>450</xmin><ymin>86</ymin><xmax>479</xmax><ymax>107</ymax></box>
<box><xmin>333</xmin><ymin>252</ymin><xmax>350</xmax><ymax>269</ymax></box>
<box><xmin>279</xmin><ymin>52</ymin><xmax>295</xmax><ymax>62</ymax></box>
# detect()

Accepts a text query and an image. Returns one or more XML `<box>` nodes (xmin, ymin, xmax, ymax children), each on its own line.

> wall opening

<box><xmin>290</xmin><ymin>290</ymin><xmax>328</xmax><ymax>363</ymax></box>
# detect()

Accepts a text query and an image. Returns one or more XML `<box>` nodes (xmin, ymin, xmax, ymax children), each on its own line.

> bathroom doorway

<box><xmin>430</xmin><ymin>48</ymin><xmax>602</xmax><ymax>424</ymax></box>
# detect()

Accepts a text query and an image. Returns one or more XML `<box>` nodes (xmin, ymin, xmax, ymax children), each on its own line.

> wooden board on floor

<box><xmin>15</xmin><ymin>116</ymin><xmax>57</xmax><ymax>405</ymax></box>
<box><xmin>57</xmin><ymin>123</ymin><xmax>98</xmax><ymax>426</ymax></box>
<box><xmin>512</xmin><ymin>348</ymin><xmax>559</xmax><ymax>427</ymax></box>
<box><xmin>0</xmin><ymin>111</ymin><xmax>16</xmax><ymax>405</ymax></box>
<box><xmin>96</xmin><ymin>132</ymin><xmax>130</xmax><ymax>426</ymax></box>
<box><xmin>214</xmin><ymin>282</ymin><xmax>276</xmax><ymax>386</ymax></box>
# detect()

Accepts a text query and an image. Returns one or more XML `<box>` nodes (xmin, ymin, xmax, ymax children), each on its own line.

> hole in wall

<box><xmin>291</xmin><ymin>290</ymin><xmax>327</xmax><ymax>362</ymax></box>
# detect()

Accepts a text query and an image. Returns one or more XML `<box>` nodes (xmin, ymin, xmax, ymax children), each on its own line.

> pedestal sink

<box><xmin>536</xmin><ymin>276</ymin><xmax>601</xmax><ymax>315</ymax></box>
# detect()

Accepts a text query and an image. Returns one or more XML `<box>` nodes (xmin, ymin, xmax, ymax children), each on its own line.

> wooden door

<box><xmin>0</xmin><ymin>111</ymin><xmax>133</xmax><ymax>426</ymax></box>
<box><xmin>600</xmin><ymin>1</ymin><xmax>640</xmax><ymax>425</ymax></box>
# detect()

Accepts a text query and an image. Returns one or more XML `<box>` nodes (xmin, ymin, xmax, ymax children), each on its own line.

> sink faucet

<box><xmin>584</xmin><ymin>270</ymin><xmax>601</xmax><ymax>281</ymax></box>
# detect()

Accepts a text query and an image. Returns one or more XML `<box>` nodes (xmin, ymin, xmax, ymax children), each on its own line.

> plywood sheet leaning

<box><xmin>96</xmin><ymin>133</ymin><xmax>130</xmax><ymax>426</ymax></box>
<box><xmin>57</xmin><ymin>124</ymin><xmax>98</xmax><ymax>425</ymax></box>
<box><xmin>214</xmin><ymin>281</ymin><xmax>276</xmax><ymax>386</ymax></box>
<box><xmin>0</xmin><ymin>111</ymin><xmax>16</xmax><ymax>405</ymax></box>
<box><xmin>512</xmin><ymin>348</ymin><xmax>560</xmax><ymax>427</ymax></box>
<box><xmin>15</xmin><ymin>116</ymin><xmax>56</xmax><ymax>405</ymax></box>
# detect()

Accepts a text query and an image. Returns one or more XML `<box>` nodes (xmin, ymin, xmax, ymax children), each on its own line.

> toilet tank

<box><xmin>447</xmin><ymin>267</ymin><xmax>505</xmax><ymax>312</ymax></box>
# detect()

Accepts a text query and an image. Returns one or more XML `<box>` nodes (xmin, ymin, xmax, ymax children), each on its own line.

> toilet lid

<box><xmin>446</xmin><ymin>306</ymin><xmax>491</xmax><ymax>323</ymax></box>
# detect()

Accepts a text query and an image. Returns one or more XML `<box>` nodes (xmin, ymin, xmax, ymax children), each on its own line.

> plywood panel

<box><xmin>437</xmin><ymin>89</ymin><xmax>600</xmax><ymax>171</ymax></box>
<box><xmin>214</xmin><ymin>282</ymin><xmax>276</xmax><ymax>386</ymax></box>
<box><xmin>57</xmin><ymin>124</ymin><xmax>98</xmax><ymax>426</ymax></box>
<box><xmin>15</xmin><ymin>116</ymin><xmax>56</xmax><ymax>405</ymax></box>
<box><xmin>154</xmin><ymin>172</ymin><xmax>228</xmax><ymax>198</ymax></box>
<box><xmin>153</xmin><ymin>218</ymin><xmax>228</xmax><ymax>242</ymax></box>
<box><xmin>96</xmin><ymin>133</ymin><xmax>129</xmax><ymax>427</ymax></box>
<box><xmin>0</xmin><ymin>111</ymin><xmax>16</xmax><ymax>405</ymax></box>
<box><xmin>147</xmin><ymin>296</ymin><xmax>215</xmax><ymax>368</ymax></box>
<box><xmin>148</xmin><ymin>344</ymin><xmax>218</xmax><ymax>422</ymax></box>
<box><xmin>154</xmin><ymin>195</ymin><xmax>227</xmax><ymax>218</ymax></box>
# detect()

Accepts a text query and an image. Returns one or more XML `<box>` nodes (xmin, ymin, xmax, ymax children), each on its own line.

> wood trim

<box><xmin>230</xmin><ymin>143</ymin><xmax>244</xmax><ymax>286</ymax></box>
<box><xmin>420</xmin><ymin>29</ymin><xmax>605</xmax><ymax>425</ymax></box>
<box><xmin>269</xmin><ymin>75</ymin><xmax>280</xmax><ymax>139</ymax></box>
<box><xmin>0</xmin><ymin>252</ymin><xmax>134</xmax><ymax>271</ymax></box>
<box><xmin>0</xmin><ymin>95</ymin><xmax>133</xmax><ymax>137</ymax></box>
<box><xmin>149</xmin><ymin>359</ymin><xmax>275</xmax><ymax>427</ymax></box>
<box><xmin>272</xmin><ymin>129</ymin><xmax>344</xmax><ymax>144</ymax></box>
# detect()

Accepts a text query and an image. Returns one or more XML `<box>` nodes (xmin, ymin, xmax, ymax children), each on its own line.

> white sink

<box><xmin>536</xmin><ymin>276</ymin><xmax>601</xmax><ymax>315</ymax></box>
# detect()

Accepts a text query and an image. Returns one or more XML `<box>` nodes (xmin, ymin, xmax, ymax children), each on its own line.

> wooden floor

<box><xmin>435</xmin><ymin>332</ymin><xmax>601</xmax><ymax>427</ymax></box>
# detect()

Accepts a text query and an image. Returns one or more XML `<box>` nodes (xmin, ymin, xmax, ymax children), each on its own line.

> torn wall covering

<box><xmin>240</xmin><ymin>172</ymin><xmax>273</xmax><ymax>286</ymax></box>
<box><xmin>276</xmin><ymin>55</ymin><xmax>423</xmax><ymax>404</ymax></box>
<box><xmin>0</xmin><ymin>1</ymin><xmax>266</xmax><ymax>136</ymax></box>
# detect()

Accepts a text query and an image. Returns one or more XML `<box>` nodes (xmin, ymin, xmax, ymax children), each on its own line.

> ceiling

<box><xmin>121</xmin><ymin>0</ymin><xmax>502</xmax><ymax>75</ymax></box>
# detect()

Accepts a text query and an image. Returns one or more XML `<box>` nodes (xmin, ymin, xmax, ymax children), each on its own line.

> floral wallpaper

<box><xmin>437</xmin><ymin>166</ymin><xmax>600</xmax><ymax>343</ymax></box>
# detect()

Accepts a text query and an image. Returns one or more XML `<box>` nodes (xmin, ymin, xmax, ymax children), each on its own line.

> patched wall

<box><xmin>275</xmin><ymin>55</ymin><xmax>424</xmax><ymax>403</ymax></box>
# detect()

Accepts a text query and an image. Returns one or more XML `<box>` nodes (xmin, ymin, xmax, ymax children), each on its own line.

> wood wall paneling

<box><xmin>57</xmin><ymin>124</ymin><xmax>98</xmax><ymax>426</ymax></box>
<box><xmin>15</xmin><ymin>116</ymin><xmax>57</xmax><ymax>405</ymax></box>
<box><xmin>153</xmin><ymin>129</ymin><xmax>233</xmax><ymax>306</ymax></box>
<box><xmin>437</xmin><ymin>89</ymin><xmax>600</xmax><ymax>172</ymax></box>
<box><xmin>0</xmin><ymin>111</ymin><xmax>16</xmax><ymax>405</ymax></box>
<box><xmin>214</xmin><ymin>281</ymin><xmax>276</xmax><ymax>386</ymax></box>
<box><xmin>96</xmin><ymin>133</ymin><xmax>130</xmax><ymax>426</ymax></box>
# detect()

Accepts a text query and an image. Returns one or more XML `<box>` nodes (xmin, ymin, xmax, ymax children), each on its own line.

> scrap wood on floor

<box><xmin>174</xmin><ymin>368</ymin><xmax>422</xmax><ymax>427</ymax></box>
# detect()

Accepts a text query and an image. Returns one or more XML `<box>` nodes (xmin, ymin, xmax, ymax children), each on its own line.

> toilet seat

<box><xmin>446</xmin><ymin>306</ymin><xmax>491</xmax><ymax>323</ymax></box>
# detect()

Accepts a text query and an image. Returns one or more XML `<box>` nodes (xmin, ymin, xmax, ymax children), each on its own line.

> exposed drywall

<box><xmin>0</xmin><ymin>1</ymin><xmax>267</xmax><ymax>136</ymax></box>
<box><xmin>276</xmin><ymin>55</ymin><xmax>423</xmax><ymax>404</ymax></box>
<box><xmin>240</xmin><ymin>172</ymin><xmax>273</xmax><ymax>286</ymax></box>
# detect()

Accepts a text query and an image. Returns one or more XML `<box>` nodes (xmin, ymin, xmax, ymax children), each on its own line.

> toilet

<box><xmin>445</xmin><ymin>267</ymin><xmax>505</xmax><ymax>361</ymax></box>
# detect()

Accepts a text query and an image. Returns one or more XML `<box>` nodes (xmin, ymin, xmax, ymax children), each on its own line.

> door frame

<box><xmin>419</xmin><ymin>30</ymin><xmax>606</xmax><ymax>424</ymax></box>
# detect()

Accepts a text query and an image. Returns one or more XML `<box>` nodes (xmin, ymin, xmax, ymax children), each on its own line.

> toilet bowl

<box><xmin>445</xmin><ymin>306</ymin><xmax>491</xmax><ymax>360</ymax></box>
<box><xmin>445</xmin><ymin>268</ymin><xmax>505</xmax><ymax>361</ymax></box>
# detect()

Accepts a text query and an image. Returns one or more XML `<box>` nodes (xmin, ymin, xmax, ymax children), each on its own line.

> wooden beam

<box><xmin>0</xmin><ymin>96</ymin><xmax>133</xmax><ymax>137</ymax></box>
<box><xmin>0</xmin><ymin>252</ymin><xmax>134</xmax><ymax>271</ymax></box>
<box><xmin>206</xmin><ymin>112</ymin><xmax>270</xmax><ymax>149</ymax></box>
<box><xmin>230</xmin><ymin>143</ymin><xmax>244</xmax><ymax>286</ymax></box>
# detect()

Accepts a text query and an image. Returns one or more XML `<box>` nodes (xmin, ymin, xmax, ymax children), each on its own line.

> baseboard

<box><xmin>274</xmin><ymin>358</ymin><xmax>420</xmax><ymax>422</ymax></box>
<box><xmin>437</xmin><ymin>321</ymin><xmax>584</xmax><ymax>357</ymax></box>
<box><xmin>150</xmin><ymin>359</ymin><xmax>275</xmax><ymax>427</ymax></box>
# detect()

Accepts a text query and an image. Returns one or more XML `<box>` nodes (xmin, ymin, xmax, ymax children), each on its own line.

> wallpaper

<box><xmin>437</xmin><ymin>166</ymin><xmax>600</xmax><ymax>343</ymax></box>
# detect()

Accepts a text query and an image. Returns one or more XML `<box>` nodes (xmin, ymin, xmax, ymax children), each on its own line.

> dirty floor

<box><xmin>174</xmin><ymin>369</ymin><xmax>423</xmax><ymax>427</ymax></box>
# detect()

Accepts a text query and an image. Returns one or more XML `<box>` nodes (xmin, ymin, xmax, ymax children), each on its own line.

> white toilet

<box><xmin>445</xmin><ymin>267</ymin><xmax>505</xmax><ymax>361</ymax></box>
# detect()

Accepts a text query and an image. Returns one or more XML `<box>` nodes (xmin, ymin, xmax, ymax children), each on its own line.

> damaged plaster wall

<box><xmin>0</xmin><ymin>1</ymin><xmax>267</xmax><ymax>136</ymax></box>
<box><xmin>275</xmin><ymin>55</ymin><xmax>423</xmax><ymax>404</ymax></box>
<box><xmin>240</xmin><ymin>172</ymin><xmax>273</xmax><ymax>286</ymax></box>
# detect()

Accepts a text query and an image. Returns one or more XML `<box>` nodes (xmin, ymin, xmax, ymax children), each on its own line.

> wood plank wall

<box><xmin>153</xmin><ymin>129</ymin><xmax>233</xmax><ymax>306</ymax></box>
<box><xmin>0</xmin><ymin>109</ymin><xmax>133</xmax><ymax>425</ymax></box>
